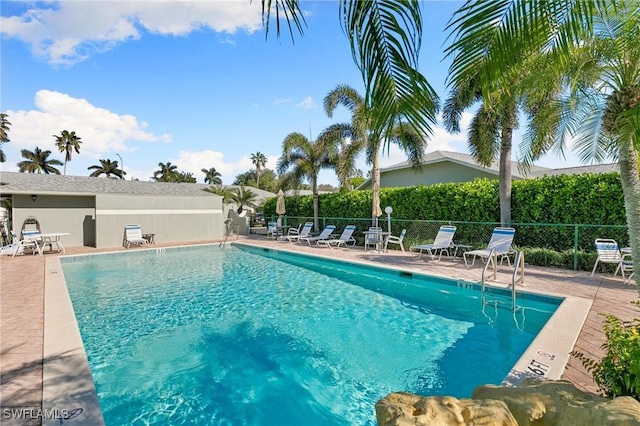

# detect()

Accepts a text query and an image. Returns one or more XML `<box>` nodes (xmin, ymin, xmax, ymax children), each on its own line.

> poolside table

<box><xmin>39</xmin><ymin>232</ymin><xmax>70</xmax><ymax>254</ymax></box>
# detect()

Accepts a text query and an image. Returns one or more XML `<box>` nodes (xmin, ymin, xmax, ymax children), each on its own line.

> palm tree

<box><xmin>442</xmin><ymin>77</ymin><xmax>521</xmax><ymax>226</ymax></box>
<box><xmin>276</xmin><ymin>129</ymin><xmax>340</xmax><ymax>230</ymax></box>
<box><xmin>323</xmin><ymin>84</ymin><xmax>430</xmax><ymax>224</ymax></box>
<box><xmin>202</xmin><ymin>167</ymin><xmax>222</xmax><ymax>185</ymax></box>
<box><xmin>17</xmin><ymin>147</ymin><xmax>62</xmax><ymax>174</ymax></box>
<box><xmin>53</xmin><ymin>130</ymin><xmax>82</xmax><ymax>175</ymax></box>
<box><xmin>229</xmin><ymin>186</ymin><xmax>259</xmax><ymax>214</ymax></box>
<box><xmin>203</xmin><ymin>184</ymin><xmax>232</xmax><ymax>202</ymax></box>
<box><xmin>261</xmin><ymin>1</ymin><xmax>438</xmax><ymax>155</ymax></box>
<box><xmin>0</xmin><ymin>113</ymin><xmax>10</xmax><ymax>163</ymax></box>
<box><xmin>250</xmin><ymin>152</ymin><xmax>267</xmax><ymax>188</ymax></box>
<box><xmin>445</xmin><ymin>0</ymin><xmax>640</xmax><ymax>282</ymax></box>
<box><xmin>88</xmin><ymin>159</ymin><xmax>125</xmax><ymax>179</ymax></box>
<box><xmin>152</xmin><ymin>162</ymin><xmax>179</xmax><ymax>182</ymax></box>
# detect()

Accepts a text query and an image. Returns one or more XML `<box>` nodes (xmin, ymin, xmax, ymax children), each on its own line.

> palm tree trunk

<box><xmin>617</xmin><ymin>138</ymin><xmax>640</xmax><ymax>291</ymax></box>
<box><xmin>372</xmin><ymin>150</ymin><xmax>381</xmax><ymax>227</ymax></box>
<box><xmin>499</xmin><ymin>121</ymin><xmax>513</xmax><ymax>226</ymax></box>
<box><xmin>312</xmin><ymin>177</ymin><xmax>319</xmax><ymax>231</ymax></box>
<box><xmin>63</xmin><ymin>159</ymin><xmax>67</xmax><ymax>176</ymax></box>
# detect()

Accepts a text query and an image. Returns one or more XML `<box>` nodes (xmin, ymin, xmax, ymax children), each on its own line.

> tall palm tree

<box><xmin>442</xmin><ymin>74</ymin><xmax>538</xmax><ymax>226</ymax></box>
<box><xmin>17</xmin><ymin>147</ymin><xmax>63</xmax><ymax>174</ymax></box>
<box><xmin>152</xmin><ymin>162</ymin><xmax>179</xmax><ymax>182</ymax></box>
<box><xmin>201</xmin><ymin>167</ymin><xmax>222</xmax><ymax>185</ymax></box>
<box><xmin>276</xmin><ymin>130</ymin><xmax>340</xmax><ymax>230</ymax></box>
<box><xmin>88</xmin><ymin>159</ymin><xmax>125</xmax><ymax>179</ymax></box>
<box><xmin>445</xmin><ymin>0</ymin><xmax>640</xmax><ymax>282</ymax></box>
<box><xmin>324</xmin><ymin>84</ymin><xmax>431</xmax><ymax>224</ymax></box>
<box><xmin>0</xmin><ymin>113</ymin><xmax>10</xmax><ymax>163</ymax></box>
<box><xmin>261</xmin><ymin>1</ymin><xmax>438</xmax><ymax>153</ymax></box>
<box><xmin>53</xmin><ymin>130</ymin><xmax>82</xmax><ymax>175</ymax></box>
<box><xmin>250</xmin><ymin>152</ymin><xmax>267</xmax><ymax>188</ymax></box>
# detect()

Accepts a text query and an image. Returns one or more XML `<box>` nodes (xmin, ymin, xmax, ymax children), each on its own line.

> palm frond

<box><xmin>468</xmin><ymin>106</ymin><xmax>500</xmax><ymax>166</ymax></box>
<box><xmin>340</xmin><ymin>0</ymin><xmax>438</xmax><ymax>146</ymax></box>
<box><xmin>445</xmin><ymin>1</ymin><xmax>594</xmax><ymax>104</ymax></box>
<box><xmin>260</xmin><ymin>0</ymin><xmax>306</xmax><ymax>42</ymax></box>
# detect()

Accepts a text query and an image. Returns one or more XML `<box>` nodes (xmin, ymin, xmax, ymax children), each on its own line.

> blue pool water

<box><xmin>61</xmin><ymin>244</ymin><xmax>560</xmax><ymax>426</ymax></box>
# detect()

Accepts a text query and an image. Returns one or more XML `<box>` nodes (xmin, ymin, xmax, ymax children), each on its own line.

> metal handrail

<box><xmin>511</xmin><ymin>251</ymin><xmax>525</xmax><ymax>311</ymax></box>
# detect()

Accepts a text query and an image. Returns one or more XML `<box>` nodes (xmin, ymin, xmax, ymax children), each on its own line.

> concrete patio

<box><xmin>1</xmin><ymin>234</ymin><xmax>638</xmax><ymax>425</ymax></box>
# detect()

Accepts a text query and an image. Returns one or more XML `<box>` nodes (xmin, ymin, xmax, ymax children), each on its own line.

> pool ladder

<box><xmin>481</xmin><ymin>249</ymin><xmax>525</xmax><ymax>312</ymax></box>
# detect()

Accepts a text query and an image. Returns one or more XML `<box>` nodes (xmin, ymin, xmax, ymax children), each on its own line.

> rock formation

<box><xmin>376</xmin><ymin>379</ymin><xmax>640</xmax><ymax>426</ymax></box>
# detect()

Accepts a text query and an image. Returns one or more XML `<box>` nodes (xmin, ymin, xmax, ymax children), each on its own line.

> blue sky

<box><xmin>1</xmin><ymin>0</ymin><xmax>586</xmax><ymax>186</ymax></box>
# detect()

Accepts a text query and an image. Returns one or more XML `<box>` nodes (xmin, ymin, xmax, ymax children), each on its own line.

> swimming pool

<box><xmin>61</xmin><ymin>244</ymin><xmax>560</xmax><ymax>425</ymax></box>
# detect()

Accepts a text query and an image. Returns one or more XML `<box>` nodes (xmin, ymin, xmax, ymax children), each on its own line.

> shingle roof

<box><xmin>0</xmin><ymin>171</ymin><xmax>276</xmax><ymax>201</ymax></box>
<box><xmin>529</xmin><ymin>162</ymin><xmax>619</xmax><ymax>177</ymax></box>
<box><xmin>382</xmin><ymin>150</ymin><xmax>551</xmax><ymax>177</ymax></box>
<box><xmin>355</xmin><ymin>150</ymin><xmax>618</xmax><ymax>189</ymax></box>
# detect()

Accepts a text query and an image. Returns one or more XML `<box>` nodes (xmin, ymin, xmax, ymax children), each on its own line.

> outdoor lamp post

<box><xmin>385</xmin><ymin>206</ymin><xmax>393</xmax><ymax>234</ymax></box>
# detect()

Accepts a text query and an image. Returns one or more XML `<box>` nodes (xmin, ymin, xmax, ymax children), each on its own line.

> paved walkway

<box><xmin>1</xmin><ymin>236</ymin><xmax>638</xmax><ymax>425</ymax></box>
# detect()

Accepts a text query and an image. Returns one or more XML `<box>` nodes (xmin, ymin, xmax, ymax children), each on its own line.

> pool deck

<box><xmin>1</xmin><ymin>235</ymin><xmax>638</xmax><ymax>425</ymax></box>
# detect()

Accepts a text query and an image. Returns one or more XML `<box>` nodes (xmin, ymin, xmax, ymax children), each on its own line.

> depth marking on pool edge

<box><xmin>526</xmin><ymin>350</ymin><xmax>557</xmax><ymax>378</ymax></box>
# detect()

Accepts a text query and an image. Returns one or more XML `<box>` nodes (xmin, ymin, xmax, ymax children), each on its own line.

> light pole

<box><xmin>116</xmin><ymin>153</ymin><xmax>124</xmax><ymax>180</ymax></box>
<box><xmin>384</xmin><ymin>206</ymin><xmax>393</xmax><ymax>234</ymax></box>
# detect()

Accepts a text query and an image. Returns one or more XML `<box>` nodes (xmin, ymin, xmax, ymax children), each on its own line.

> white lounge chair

<box><xmin>284</xmin><ymin>222</ymin><xmax>313</xmax><ymax>243</ymax></box>
<box><xmin>316</xmin><ymin>225</ymin><xmax>357</xmax><ymax>249</ymax></box>
<box><xmin>123</xmin><ymin>224</ymin><xmax>149</xmax><ymax>249</ymax></box>
<box><xmin>464</xmin><ymin>227</ymin><xmax>515</xmax><ymax>267</ymax></box>
<box><xmin>410</xmin><ymin>225</ymin><xmax>456</xmax><ymax>261</ymax></box>
<box><xmin>591</xmin><ymin>238</ymin><xmax>623</xmax><ymax>277</ymax></box>
<box><xmin>6</xmin><ymin>230</ymin><xmax>43</xmax><ymax>257</ymax></box>
<box><xmin>384</xmin><ymin>229</ymin><xmax>406</xmax><ymax>252</ymax></box>
<box><xmin>299</xmin><ymin>225</ymin><xmax>336</xmax><ymax>246</ymax></box>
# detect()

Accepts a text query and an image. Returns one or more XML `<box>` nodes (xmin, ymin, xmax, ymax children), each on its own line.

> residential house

<box><xmin>356</xmin><ymin>150</ymin><xmax>618</xmax><ymax>189</ymax></box>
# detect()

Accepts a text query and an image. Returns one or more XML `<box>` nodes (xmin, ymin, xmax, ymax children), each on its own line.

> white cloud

<box><xmin>295</xmin><ymin>97</ymin><xmax>315</xmax><ymax>109</ymax></box>
<box><xmin>0</xmin><ymin>0</ymin><xmax>262</xmax><ymax>65</ymax></box>
<box><xmin>4</xmin><ymin>90</ymin><xmax>170</xmax><ymax>171</ymax></box>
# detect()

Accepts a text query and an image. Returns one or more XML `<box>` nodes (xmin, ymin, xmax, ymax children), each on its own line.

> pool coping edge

<box><xmin>43</xmin><ymin>256</ymin><xmax>105</xmax><ymax>426</ymax></box>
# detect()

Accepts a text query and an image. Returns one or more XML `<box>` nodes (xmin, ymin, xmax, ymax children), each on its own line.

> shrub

<box><xmin>571</xmin><ymin>301</ymin><xmax>640</xmax><ymax>401</ymax></box>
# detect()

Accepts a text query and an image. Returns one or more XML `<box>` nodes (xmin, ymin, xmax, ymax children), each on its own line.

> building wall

<box><xmin>95</xmin><ymin>194</ymin><xmax>224</xmax><ymax>248</ymax></box>
<box><xmin>379</xmin><ymin>162</ymin><xmax>501</xmax><ymax>188</ymax></box>
<box><xmin>11</xmin><ymin>194</ymin><xmax>96</xmax><ymax>247</ymax></box>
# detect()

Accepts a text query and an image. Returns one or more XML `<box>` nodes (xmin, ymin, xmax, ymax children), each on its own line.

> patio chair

<box><xmin>284</xmin><ymin>222</ymin><xmax>313</xmax><ymax>243</ymax></box>
<box><xmin>384</xmin><ymin>229</ymin><xmax>406</xmax><ymax>252</ymax></box>
<box><xmin>464</xmin><ymin>227</ymin><xmax>516</xmax><ymax>268</ymax></box>
<box><xmin>266</xmin><ymin>221</ymin><xmax>278</xmax><ymax>238</ymax></box>
<box><xmin>299</xmin><ymin>225</ymin><xmax>336</xmax><ymax>246</ymax></box>
<box><xmin>591</xmin><ymin>238</ymin><xmax>625</xmax><ymax>277</ymax></box>
<box><xmin>410</xmin><ymin>225</ymin><xmax>456</xmax><ymax>261</ymax></box>
<box><xmin>364</xmin><ymin>227</ymin><xmax>384</xmax><ymax>252</ymax></box>
<box><xmin>6</xmin><ymin>230</ymin><xmax>43</xmax><ymax>257</ymax></box>
<box><xmin>123</xmin><ymin>224</ymin><xmax>150</xmax><ymax>249</ymax></box>
<box><xmin>621</xmin><ymin>252</ymin><xmax>635</xmax><ymax>285</ymax></box>
<box><xmin>316</xmin><ymin>225</ymin><xmax>357</xmax><ymax>249</ymax></box>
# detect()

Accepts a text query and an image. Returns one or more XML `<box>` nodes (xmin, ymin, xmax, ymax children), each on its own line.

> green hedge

<box><xmin>265</xmin><ymin>172</ymin><xmax>625</xmax><ymax>226</ymax></box>
<box><xmin>262</xmin><ymin>173</ymin><xmax>627</xmax><ymax>271</ymax></box>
